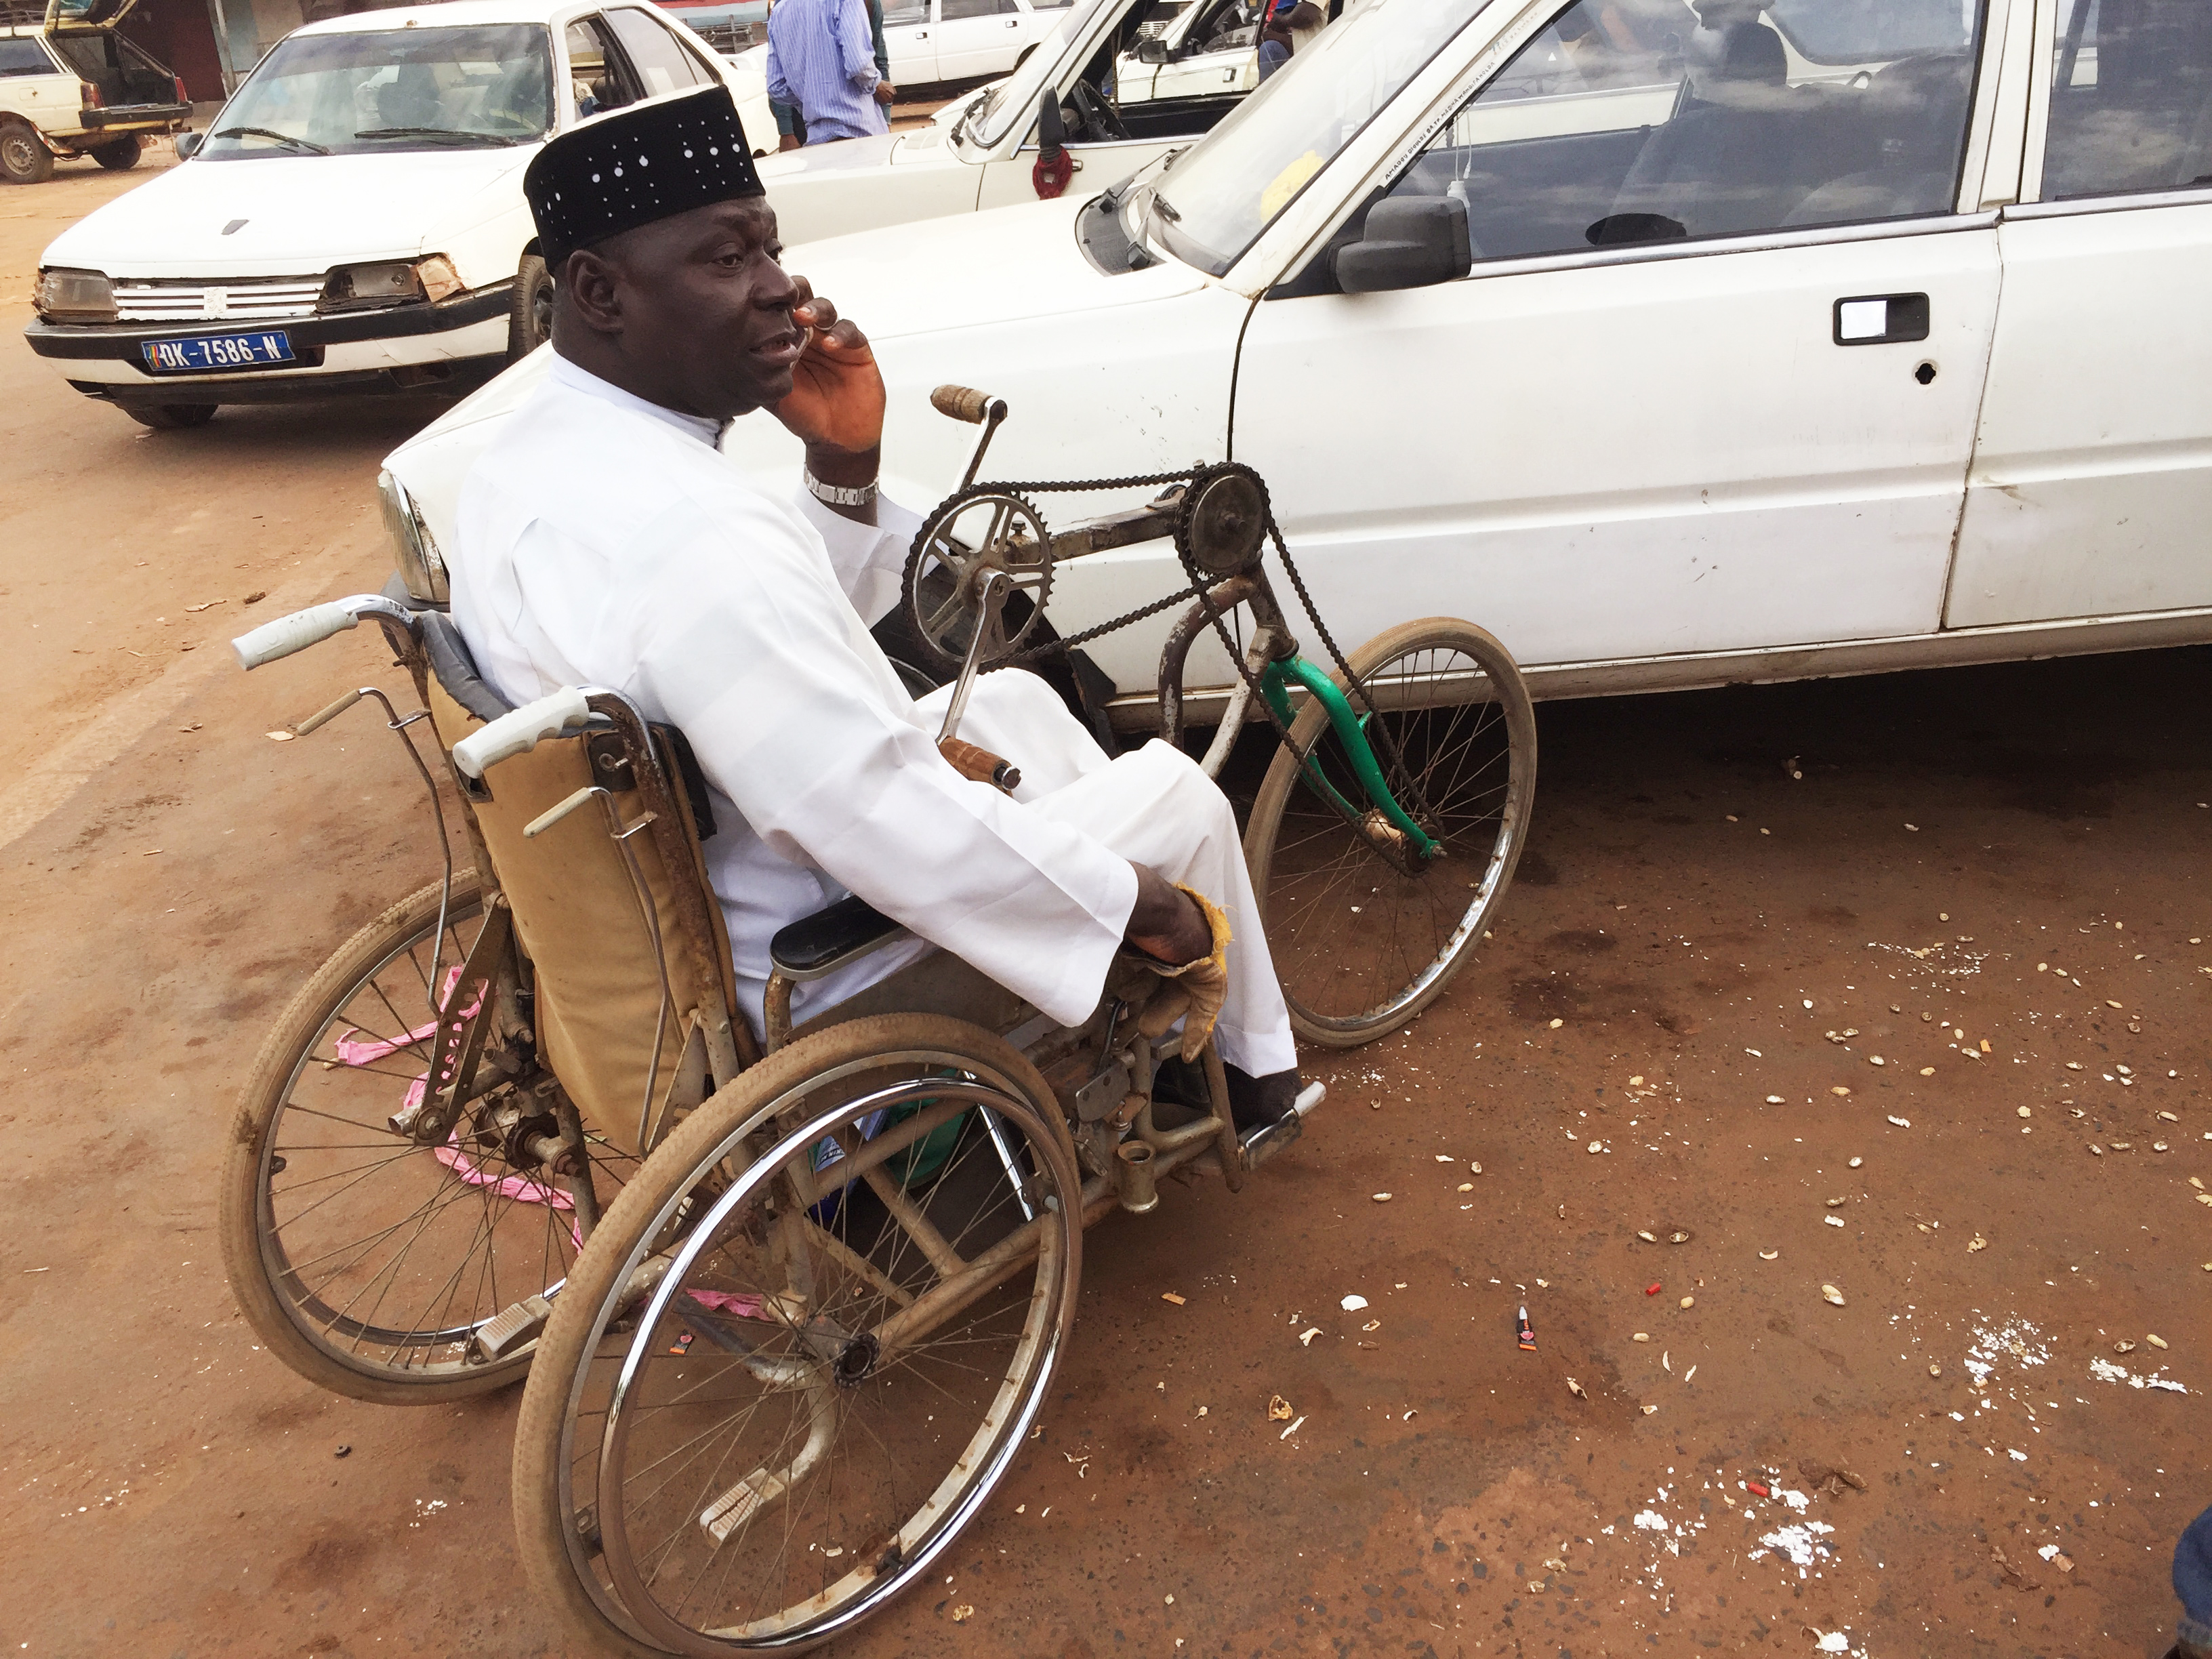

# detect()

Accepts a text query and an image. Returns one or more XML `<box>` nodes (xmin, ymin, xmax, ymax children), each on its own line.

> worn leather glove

<box><xmin>1135</xmin><ymin>884</ymin><xmax>1231</xmax><ymax>1062</ymax></box>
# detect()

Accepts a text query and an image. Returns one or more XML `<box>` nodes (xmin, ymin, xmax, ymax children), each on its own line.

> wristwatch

<box><xmin>804</xmin><ymin>468</ymin><xmax>878</xmax><ymax>508</ymax></box>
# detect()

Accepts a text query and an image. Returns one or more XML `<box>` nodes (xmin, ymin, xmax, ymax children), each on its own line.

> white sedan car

<box><xmin>25</xmin><ymin>0</ymin><xmax>773</xmax><ymax>430</ymax></box>
<box><xmin>385</xmin><ymin>0</ymin><xmax>2212</xmax><ymax>720</ymax></box>
<box><xmin>878</xmin><ymin>0</ymin><xmax>1067</xmax><ymax>84</ymax></box>
<box><xmin>734</xmin><ymin>0</ymin><xmax>1258</xmax><ymax>248</ymax></box>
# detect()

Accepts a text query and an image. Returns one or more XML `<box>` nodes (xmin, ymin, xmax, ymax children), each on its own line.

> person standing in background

<box><xmin>1256</xmin><ymin>0</ymin><xmax>1321</xmax><ymax>79</ymax></box>
<box><xmin>767</xmin><ymin>0</ymin><xmax>895</xmax><ymax>143</ymax></box>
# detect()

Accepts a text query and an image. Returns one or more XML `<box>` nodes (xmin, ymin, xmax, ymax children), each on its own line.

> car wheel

<box><xmin>123</xmin><ymin>403</ymin><xmax>218</xmax><ymax>430</ymax></box>
<box><xmin>508</xmin><ymin>252</ymin><xmax>553</xmax><ymax>360</ymax></box>
<box><xmin>90</xmin><ymin>134</ymin><xmax>143</xmax><ymax>171</ymax></box>
<box><xmin>0</xmin><ymin>122</ymin><xmax>54</xmax><ymax>185</ymax></box>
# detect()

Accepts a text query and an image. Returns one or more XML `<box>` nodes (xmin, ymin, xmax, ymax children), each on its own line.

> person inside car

<box><xmin>451</xmin><ymin>85</ymin><xmax>1307</xmax><ymax>1132</ymax></box>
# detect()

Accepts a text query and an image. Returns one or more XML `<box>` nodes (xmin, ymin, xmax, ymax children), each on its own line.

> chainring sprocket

<box><xmin>901</xmin><ymin>488</ymin><xmax>1054</xmax><ymax>673</ymax></box>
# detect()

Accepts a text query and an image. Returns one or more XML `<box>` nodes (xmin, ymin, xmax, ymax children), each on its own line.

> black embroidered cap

<box><xmin>524</xmin><ymin>85</ymin><xmax>764</xmax><ymax>269</ymax></box>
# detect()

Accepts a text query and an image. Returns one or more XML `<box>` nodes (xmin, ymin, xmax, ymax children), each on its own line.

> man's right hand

<box><xmin>874</xmin><ymin>80</ymin><xmax>897</xmax><ymax>105</ymax></box>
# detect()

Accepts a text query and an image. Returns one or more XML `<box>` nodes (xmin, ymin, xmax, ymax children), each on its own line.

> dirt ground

<box><xmin>1</xmin><ymin>150</ymin><xmax>2207</xmax><ymax>1659</ymax></box>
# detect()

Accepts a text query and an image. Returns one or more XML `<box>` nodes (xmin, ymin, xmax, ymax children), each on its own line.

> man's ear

<box><xmin>560</xmin><ymin>248</ymin><xmax>625</xmax><ymax>336</ymax></box>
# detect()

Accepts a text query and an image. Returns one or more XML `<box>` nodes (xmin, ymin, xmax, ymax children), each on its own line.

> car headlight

<box><xmin>378</xmin><ymin>469</ymin><xmax>449</xmax><ymax>606</ymax></box>
<box><xmin>319</xmin><ymin>255</ymin><xmax>466</xmax><ymax>312</ymax></box>
<box><xmin>35</xmin><ymin>268</ymin><xmax>116</xmax><ymax>324</ymax></box>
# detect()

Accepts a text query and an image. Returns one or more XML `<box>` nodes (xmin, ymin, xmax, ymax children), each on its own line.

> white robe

<box><xmin>450</xmin><ymin>355</ymin><xmax>1296</xmax><ymax>1076</ymax></box>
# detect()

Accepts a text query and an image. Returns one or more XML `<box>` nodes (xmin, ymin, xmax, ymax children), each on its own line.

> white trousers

<box><xmin>787</xmin><ymin>670</ymin><xmax>1299</xmax><ymax>1078</ymax></box>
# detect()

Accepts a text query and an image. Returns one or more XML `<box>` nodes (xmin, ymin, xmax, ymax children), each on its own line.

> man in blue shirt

<box><xmin>766</xmin><ymin>0</ymin><xmax>895</xmax><ymax>143</ymax></box>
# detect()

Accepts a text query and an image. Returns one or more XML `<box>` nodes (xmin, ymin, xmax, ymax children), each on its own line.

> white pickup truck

<box><xmin>0</xmin><ymin>0</ymin><xmax>190</xmax><ymax>184</ymax></box>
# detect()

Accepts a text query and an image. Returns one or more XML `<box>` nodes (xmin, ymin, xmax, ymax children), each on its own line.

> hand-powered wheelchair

<box><xmin>216</xmin><ymin>388</ymin><xmax>1536</xmax><ymax>1655</ymax></box>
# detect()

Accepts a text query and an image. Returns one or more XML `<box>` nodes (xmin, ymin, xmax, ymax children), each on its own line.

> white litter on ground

<box><xmin>1751</xmin><ymin>1519</ymin><xmax>1837</xmax><ymax>1572</ymax></box>
<box><xmin>2089</xmin><ymin>1356</ymin><xmax>2189</xmax><ymax>1393</ymax></box>
<box><xmin>1633</xmin><ymin>1509</ymin><xmax>1668</xmax><ymax>1531</ymax></box>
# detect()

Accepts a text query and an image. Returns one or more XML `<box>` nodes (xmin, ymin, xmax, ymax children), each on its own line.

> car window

<box><xmin>205</xmin><ymin>22</ymin><xmax>556</xmax><ymax>156</ymax></box>
<box><xmin>943</xmin><ymin>0</ymin><xmax>1000</xmax><ymax>19</ymax></box>
<box><xmin>0</xmin><ymin>38</ymin><xmax>57</xmax><ymax>76</ymax></box>
<box><xmin>1376</xmin><ymin>0</ymin><xmax>1984</xmax><ymax>265</ymax></box>
<box><xmin>882</xmin><ymin>0</ymin><xmax>930</xmax><ymax>24</ymax></box>
<box><xmin>2041</xmin><ymin>0</ymin><xmax>2212</xmax><ymax>199</ymax></box>
<box><xmin>567</xmin><ymin>16</ymin><xmax>643</xmax><ymax>116</ymax></box>
<box><xmin>602</xmin><ymin>7</ymin><xmax>712</xmax><ymax>96</ymax></box>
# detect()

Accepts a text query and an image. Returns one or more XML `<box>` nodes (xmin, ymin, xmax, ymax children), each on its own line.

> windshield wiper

<box><xmin>211</xmin><ymin>125</ymin><xmax>329</xmax><ymax>155</ymax></box>
<box><xmin>1151</xmin><ymin>192</ymin><xmax>1182</xmax><ymax>221</ymax></box>
<box><xmin>354</xmin><ymin>127</ymin><xmax>520</xmax><ymax>146</ymax></box>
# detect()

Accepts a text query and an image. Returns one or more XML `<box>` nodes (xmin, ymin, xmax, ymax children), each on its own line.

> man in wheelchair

<box><xmin>452</xmin><ymin>85</ymin><xmax>1302</xmax><ymax>1133</ymax></box>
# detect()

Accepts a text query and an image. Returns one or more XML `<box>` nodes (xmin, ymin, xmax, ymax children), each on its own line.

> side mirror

<box><xmin>1334</xmin><ymin>196</ymin><xmax>1471</xmax><ymax>294</ymax></box>
<box><xmin>1036</xmin><ymin>84</ymin><xmax>1064</xmax><ymax>155</ymax></box>
<box><xmin>1134</xmin><ymin>36</ymin><xmax>1168</xmax><ymax>62</ymax></box>
<box><xmin>173</xmin><ymin>129</ymin><xmax>203</xmax><ymax>159</ymax></box>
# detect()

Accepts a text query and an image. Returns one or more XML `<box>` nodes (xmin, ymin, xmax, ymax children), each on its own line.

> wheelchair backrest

<box><xmin>415</xmin><ymin>613</ymin><xmax>739</xmax><ymax>1158</ymax></box>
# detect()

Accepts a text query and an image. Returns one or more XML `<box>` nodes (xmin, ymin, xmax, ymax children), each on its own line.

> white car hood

<box><xmin>41</xmin><ymin>150</ymin><xmax>535</xmax><ymax>279</ymax></box>
<box><xmin>755</xmin><ymin>130</ymin><xmax>909</xmax><ymax>180</ymax></box>
<box><xmin>783</xmin><ymin>194</ymin><xmax>1203</xmax><ymax>339</ymax></box>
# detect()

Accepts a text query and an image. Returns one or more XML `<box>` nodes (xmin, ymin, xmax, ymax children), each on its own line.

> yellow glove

<box><xmin>1134</xmin><ymin>884</ymin><xmax>1231</xmax><ymax>1063</ymax></box>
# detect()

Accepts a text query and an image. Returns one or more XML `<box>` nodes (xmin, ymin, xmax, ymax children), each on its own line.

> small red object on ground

<box><xmin>1645</xmin><ymin>1282</ymin><xmax>1662</xmax><ymax>1296</ymax></box>
<box><xmin>1516</xmin><ymin>1307</ymin><xmax>1536</xmax><ymax>1351</ymax></box>
<box><xmin>1747</xmin><ymin>1480</ymin><xmax>1771</xmax><ymax>1498</ymax></box>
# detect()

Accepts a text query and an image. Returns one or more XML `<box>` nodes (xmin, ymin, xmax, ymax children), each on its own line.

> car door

<box><xmin>1230</xmin><ymin>0</ymin><xmax>2012</xmax><ymax>670</ymax></box>
<box><xmin>1944</xmin><ymin>0</ymin><xmax>2212</xmax><ymax>627</ymax></box>
<box><xmin>0</xmin><ymin>32</ymin><xmax>73</xmax><ymax>129</ymax></box>
<box><xmin>563</xmin><ymin>14</ymin><xmax>649</xmax><ymax>118</ymax></box>
<box><xmin>1149</xmin><ymin>0</ymin><xmax>1256</xmax><ymax>103</ymax></box>
<box><xmin>934</xmin><ymin>0</ymin><xmax>1026</xmax><ymax>79</ymax></box>
<box><xmin>880</xmin><ymin>0</ymin><xmax>937</xmax><ymax>83</ymax></box>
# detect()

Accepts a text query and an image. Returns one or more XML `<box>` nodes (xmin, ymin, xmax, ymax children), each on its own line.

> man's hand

<box><xmin>1125</xmin><ymin>862</ymin><xmax>1211</xmax><ymax>964</ymax></box>
<box><xmin>874</xmin><ymin>80</ymin><xmax>897</xmax><ymax>105</ymax></box>
<box><xmin>769</xmin><ymin>278</ymin><xmax>886</xmax><ymax>493</ymax></box>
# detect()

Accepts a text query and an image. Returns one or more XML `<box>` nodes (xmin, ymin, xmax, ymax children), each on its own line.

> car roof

<box><xmin>289</xmin><ymin>0</ymin><xmax>625</xmax><ymax>37</ymax></box>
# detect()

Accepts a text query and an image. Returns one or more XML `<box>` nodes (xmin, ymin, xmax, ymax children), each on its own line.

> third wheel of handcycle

<box><xmin>512</xmin><ymin>1012</ymin><xmax>1082</xmax><ymax>1656</ymax></box>
<box><xmin>1243</xmin><ymin>618</ymin><xmax>1536</xmax><ymax>1048</ymax></box>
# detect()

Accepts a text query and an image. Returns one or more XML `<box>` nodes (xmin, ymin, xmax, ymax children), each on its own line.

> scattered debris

<box><xmin>1565</xmin><ymin>1377</ymin><xmax>1586</xmax><ymax>1399</ymax></box>
<box><xmin>1759</xmin><ymin>1249</ymin><xmax>1780</xmax><ymax>1261</ymax></box>
<box><xmin>1887</xmin><ymin>1115</ymin><xmax>1911</xmax><ymax>1128</ymax></box>
<box><xmin>1339</xmin><ymin>1294</ymin><xmax>1368</xmax><ymax>1312</ymax></box>
<box><xmin>1279</xmin><ymin>1414</ymin><xmax>1305</xmax><ymax>1440</ymax></box>
<box><xmin>2147</xmin><ymin>1334</ymin><xmax>2169</xmax><ymax>1350</ymax></box>
<box><xmin>1637</xmin><ymin>1229</ymin><xmax>1658</xmax><ymax>1243</ymax></box>
<box><xmin>1633</xmin><ymin>1332</ymin><xmax>1650</xmax><ymax>1343</ymax></box>
<box><xmin>1267</xmin><ymin>1395</ymin><xmax>1293</xmax><ymax>1421</ymax></box>
<box><xmin>1297</xmin><ymin>1327</ymin><xmax>1322</xmax><ymax>1347</ymax></box>
<box><xmin>1517</xmin><ymin>1308</ymin><xmax>1536</xmax><ymax>1351</ymax></box>
<box><xmin>1645</xmin><ymin>1282</ymin><xmax>1662</xmax><ymax>1296</ymax></box>
<box><xmin>266</xmin><ymin>730</ymin><xmax>295</xmax><ymax>742</ymax></box>
<box><xmin>1679</xmin><ymin>1296</ymin><xmax>1696</xmax><ymax>1309</ymax></box>
<box><xmin>1746</xmin><ymin>1480</ymin><xmax>1770</xmax><ymax>1498</ymax></box>
<box><xmin>1967</xmin><ymin>1235</ymin><xmax>1988</xmax><ymax>1252</ymax></box>
<box><xmin>1820</xmin><ymin>1285</ymin><xmax>1845</xmax><ymax>1306</ymax></box>
<box><xmin>950</xmin><ymin>1604</ymin><xmax>975</xmax><ymax>1622</ymax></box>
<box><xmin>1160</xmin><ymin>1292</ymin><xmax>1186</xmax><ymax>1306</ymax></box>
<box><xmin>1371</xmin><ymin>1192</ymin><xmax>1393</xmax><ymax>1203</ymax></box>
<box><xmin>1992</xmin><ymin>1542</ymin><xmax>2039</xmax><ymax>1591</ymax></box>
<box><xmin>333</xmin><ymin>1445</ymin><xmax>350</xmax><ymax>1459</ymax></box>
<box><xmin>243</xmin><ymin>590</ymin><xmax>267</xmax><ymax>604</ymax></box>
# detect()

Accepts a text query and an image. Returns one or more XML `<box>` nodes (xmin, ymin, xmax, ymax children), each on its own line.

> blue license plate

<box><xmin>141</xmin><ymin>329</ymin><xmax>295</xmax><ymax>373</ymax></box>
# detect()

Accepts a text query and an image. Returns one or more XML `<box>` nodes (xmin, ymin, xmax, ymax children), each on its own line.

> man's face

<box><xmin>566</xmin><ymin>197</ymin><xmax>804</xmax><ymax>420</ymax></box>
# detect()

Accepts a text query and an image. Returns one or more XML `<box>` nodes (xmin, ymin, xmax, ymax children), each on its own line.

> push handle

<box><xmin>450</xmin><ymin>686</ymin><xmax>592</xmax><ymax>779</ymax></box>
<box><xmin>295</xmin><ymin>688</ymin><xmax>363</xmax><ymax>736</ymax></box>
<box><xmin>232</xmin><ymin>600</ymin><xmax>360</xmax><ymax>671</ymax></box>
<box><xmin>525</xmin><ymin>785</ymin><xmax>600</xmax><ymax>839</ymax></box>
<box><xmin>930</xmin><ymin>384</ymin><xmax>1002</xmax><ymax>424</ymax></box>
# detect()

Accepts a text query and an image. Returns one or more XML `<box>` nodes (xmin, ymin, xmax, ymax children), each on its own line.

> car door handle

<box><xmin>1832</xmin><ymin>293</ymin><xmax>1929</xmax><ymax>346</ymax></box>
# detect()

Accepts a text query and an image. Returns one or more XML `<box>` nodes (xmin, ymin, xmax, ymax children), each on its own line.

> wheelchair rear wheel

<box><xmin>513</xmin><ymin>1012</ymin><xmax>1082</xmax><ymax>1656</ymax></box>
<box><xmin>1244</xmin><ymin>618</ymin><xmax>1536</xmax><ymax>1048</ymax></box>
<box><xmin>218</xmin><ymin>875</ymin><xmax>637</xmax><ymax>1402</ymax></box>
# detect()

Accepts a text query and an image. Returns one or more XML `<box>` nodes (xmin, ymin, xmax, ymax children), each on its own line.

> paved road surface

<box><xmin>0</xmin><ymin>147</ymin><xmax>2207</xmax><ymax>1659</ymax></box>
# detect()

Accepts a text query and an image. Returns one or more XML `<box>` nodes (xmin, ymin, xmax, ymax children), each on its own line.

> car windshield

<box><xmin>204</xmin><ymin>23</ymin><xmax>554</xmax><ymax>158</ymax></box>
<box><xmin>966</xmin><ymin>0</ymin><xmax>1120</xmax><ymax>147</ymax></box>
<box><xmin>1141</xmin><ymin>0</ymin><xmax>1494</xmax><ymax>274</ymax></box>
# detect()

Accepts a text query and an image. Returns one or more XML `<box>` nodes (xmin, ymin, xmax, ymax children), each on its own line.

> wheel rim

<box><xmin>251</xmin><ymin>893</ymin><xmax>635</xmax><ymax>1381</ymax></box>
<box><xmin>557</xmin><ymin>1050</ymin><xmax>1080</xmax><ymax>1652</ymax></box>
<box><xmin>2</xmin><ymin>132</ymin><xmax>36</xmax><ymax>173</ymax></box>
<box><xmin>1259</xmin><ymin>639</ymin><xmax>1529</xmax><ymax>1036</ymax></box>
<box><xmin>530</xmin><ymin>274</ymin><xmax>553</xmax><ymax>344</ymax></box>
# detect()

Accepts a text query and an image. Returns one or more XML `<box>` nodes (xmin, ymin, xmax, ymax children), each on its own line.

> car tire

<box><xmin>0</xmin><ymin>121</ymin><xmax>54</xmax><ymax>185</ymax></box>
<box><xmin>122</xmin><ymin>403</ymin><xmax>218</xmax><ymax>430</ymax></box>
<box><xmin>508</xmin><ymin>252</ymin><xmax>552</xmax><ymax>360</ymax></box>
<box><xmin>89</xmin><ymin>134</ymin><xmax>142</xmax><ymax>171</ymax></box>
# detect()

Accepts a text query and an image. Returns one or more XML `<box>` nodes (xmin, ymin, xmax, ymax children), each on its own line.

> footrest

<box><xmin>469</xmin><ymin>1292</ymin><xmax>552</xmax><ymax>1363</ymax></box>
<box><xmin>769</xmin><ymin>895</ymin><xmax>908</xmax><ymax>981</ymax></box>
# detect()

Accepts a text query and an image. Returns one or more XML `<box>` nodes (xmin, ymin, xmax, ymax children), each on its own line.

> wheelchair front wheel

<box><xmin>1244</xmin><ymin>618</ymin><xmax>1536</xmax><ymax>1048</ymax></box>
<box><xmin>218</xmin><ymin>874</ymin><xmax>635</xmax><ymax>1403</ymax></box>
<box><xmin>513</xmin><ymin>1012</ymin><xmax>1083</xmax><ymax>1656</ymax></box>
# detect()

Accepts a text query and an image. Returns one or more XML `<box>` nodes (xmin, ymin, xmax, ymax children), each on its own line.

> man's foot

<box><xmin>1153</xmin><ymin>1058</ymin><xmax>1302</xmax><ymax>1134</ymax></box>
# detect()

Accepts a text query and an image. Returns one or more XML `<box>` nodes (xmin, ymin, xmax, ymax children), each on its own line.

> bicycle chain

<box><xmin>943</xmin><ymin>468</ymin><xmax>1438</xmax><ymax>832</ymax></box>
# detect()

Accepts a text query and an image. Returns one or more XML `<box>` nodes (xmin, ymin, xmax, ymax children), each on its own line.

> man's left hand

<box><xmin>771</xmin><ymin>278</ymin><xmax>885</xmax><ymax>486</ymax></box>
